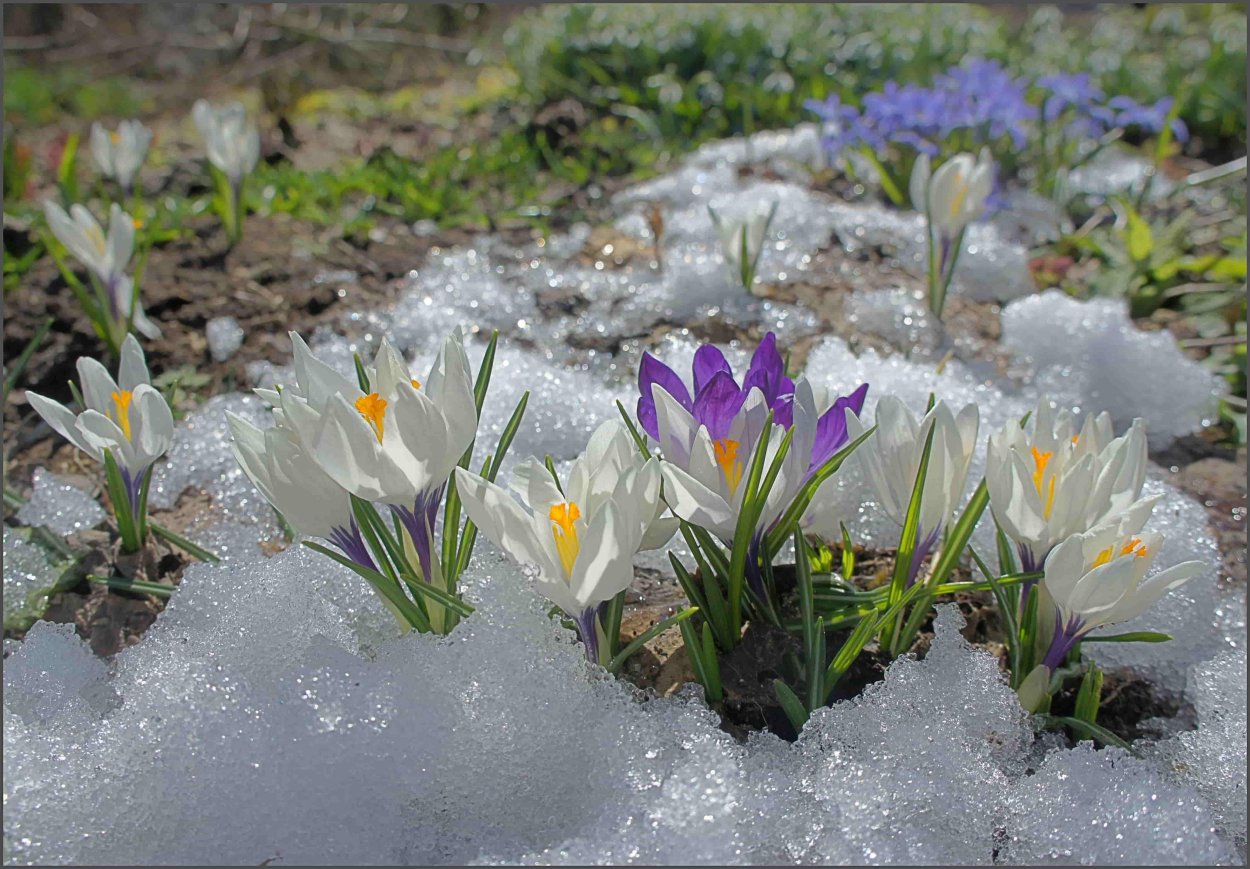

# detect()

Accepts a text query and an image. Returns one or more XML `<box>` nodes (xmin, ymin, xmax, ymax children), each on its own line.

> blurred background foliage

<box><xmin>4</xmin><ymin>4</ymin><xmax>1245</xmax><ymax>437</ymax></box>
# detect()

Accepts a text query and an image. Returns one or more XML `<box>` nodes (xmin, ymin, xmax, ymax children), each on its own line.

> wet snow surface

<box><xmin>4</xmin><ymin>127</ymin><xmax>1244</xmax><ymax>865</ymax></box>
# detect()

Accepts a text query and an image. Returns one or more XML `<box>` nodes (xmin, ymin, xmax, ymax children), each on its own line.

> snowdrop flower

<box><xmin>987</xmin><ymin>399</ymin><xmax>1147</xmax><ymax>572</ymax></box>
<box><xmin>25</xmin><ymin>335</ymin><xmax>173</xmax><ymax>517</ymax></box>
<box><xmin>709</xmin><ymin>201</ymin><xmax>777</xmax><ymax>290</ymax></box>
<box><xmin>846</xmin><ymin>396</ymin><xmax>979</xmax><ymax>586</ymax></box>
<box><xmin>192</xmin><ymin>99</ymin><xmax>260</xmax><ymax>189</ymax></box>
<box><xmin>454</xmin><ymin>425</ymin><xmax>665</xmax><ymax>663</ymax></box>
<box><xmin>228</xmin><ymin>413</ymin><xmax>367</xmax><ymax>567</ymax></box>
<box><xmin>275</xmin><ymin>330</ymin><xmax>477</xmax><ymax>579</ymax></box>
<box><xmin>42</xmin><ymin>200</ymin><xmax>160</xmax><ymax>339</ymax></box>
<box><xmin>90</xmin><ymin>120</ymin><xmax>152</xmax><ymax>195</ymax></box>
<box><xmin>909</xmin><ymin>147</ymin><xmax>994</xmax><ymax>238</ymax></box>
<box><xmin>1037</xmin><ymin>495</ymin><xmax>1203</xmax><ymax>671</ymax></box>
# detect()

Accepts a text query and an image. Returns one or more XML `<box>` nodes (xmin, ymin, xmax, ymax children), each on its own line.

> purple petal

<box><xmin>692</xmin><ymin>345</ymin><xmax>734</xmax><ymax>394</ymax></box>
<box><xmin>692</xmin><ymin>370</ymin><xmax>747</xmax><ymax>441</ymax></box>
<box><xmin>742</xmin><ymin>333</ymin><xmax>786</xmax><ymax>403</ymax></box>
<box><xmin>637</xmin><ymin>353</ymin><xmax>691</xmax><ymax>440</ymax></box>
<box><xmin>810</xmin><ymin>383</ymin><xmax>869</xmax><ymax>471</ymax></box>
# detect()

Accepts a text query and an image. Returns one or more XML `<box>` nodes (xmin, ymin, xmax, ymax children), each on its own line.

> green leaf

<box><xmin>472</xmin><ymin>329</ymin><xmax>500</xmax><ymax>417</ymax></box>
<box><xmin>1040</xmin><ymin>714</ymin><xmax>1138</xmax><ymax>756</ymax></box>
<box><xmin>57</xmin><ymin>132</ymin><xmax>80</xmax><ymax>205</ymax></box>
<box><xmin>395</xmin><ymin>567</ymin><xmax>474</xmax><ymax>619</ymax></box>
<box><xmin>1074</xmin><ymin>663</ymin><xmax>1103</xmax><ymax>724</ymax></box>
<box><xmin>3</xmin><ymin>316</ymin><xmax>52</xmax><ymax>401</ymax></box>
<box><xmin>353</xmin><ymin>352</ymin><xmax>371</xmax><ymax>393</ymax></box>
<box><xmin>839</xmin><ymin>522</ymin><xmax>855</xmax><ymax>582</ymax></box>
<box><xmin>859</xmin><ymin>147</ymin><xmax>905</xmax><ymax>207</ymax></box>
<box><xmin>303</xmin><ymin>540</ymin><xmax>430</xmax><ymax>632</ymax></box>
<box><xmin>823</xmin><ymin>608</ymin><xmax>880</xmax><ymax>702</ymax></box>
<box><xmin>887</xmin><ymin>415</ymin><xmax>938</xmax><ymax>607</ymax></box>
<box><xmin>727</xmin><ymin>409</ymin><xmax>781</xmax><ymax>639</ymax></box>
<box><xmin>773</xmin><ymin>678</ymin><xmax>810</xmax><ymax>732</ymax></box>
<box><xmin>455</xmin><ymin>390</ymin><xmax>529</xmax><ymax>577</ymax></box>
<box><xmin>1081</xmin><ymin>631</ymin><xmax>1173</xmax><ymax>644</ymax></box>
<box><xmin>700</xmin><ymin>622</ymin><xmax>723</xmax><ymax>703</ymax></box>
<box><xmin>606</xmin><ymin>606</ymin><xmax>699</xmax><ymax>674</ymax></box>
<box><xmin>88</xmin><ymin>574</ymin><xmax>173</xmax><ymax>599</ymax></box>
<box><xmin>926</xmin><ymin>478</ymin><xmax>988</xmax><ymax>588</ymax></box>
<box><xmin>615</xmin><ymin>400</ymin><xmax>652</xmax><ymax>458</ymax></box>
<box><xmin>1124</xmin><ymin>204</ymin><xmax>1154</xmax><ymax>264</ymax></box>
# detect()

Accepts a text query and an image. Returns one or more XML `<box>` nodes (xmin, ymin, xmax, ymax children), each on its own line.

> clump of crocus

<box><xmin>90</xmin><ymin>120</ymin><xmax>152</xmax><ymax>198</ymax></box>
<box><xmin>708</xmin><ymin>201</ymin><xmax>777</xmax><ymax>293</ymax></box>
<box><xmin>231</xmin><ymin>328</ymin><xmax>527</xmax><ymax>634</ymax></box>
<box><xmin>635</xmin><ymin>334</ymin><xmax>869</xmax><ymax>650</ymax></box>
<box><xmin>25</xmin><ymin>335</ymin><xmax>173</xmax><ymax>553</ymax></box>
<box><xmin>1016</xmin><ymin>495</ymin><xmax>1203</xmax><ymax>713</ymax></box>
<box><xmin>192</xmin><ymin>99</ymin><xmax>260</xmax><ymax>246</ymax></box>
<box><xmin>986</xmin><ymin>398</ymin><xmax>1147</xmax><ymax>573</ymax></box>
<box><xmin>43</xmin><ymin>200</ymin><xmax>161</xmax><ymax>351</ymax></box>
<box><xmin>909</xmin><ymin>148</ymin><xmax>993</xmax><ymax>318</ymax></box>
<box><xmin>456</xmin><ymin>420</ymin><xmax>687</xmax><ymax>667</ymax></box>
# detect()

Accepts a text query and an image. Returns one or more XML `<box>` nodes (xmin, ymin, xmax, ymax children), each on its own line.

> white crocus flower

<box><xmin>845</xmin><ymin>396</ymin><xmax>979</xmax><ymax>585</ymax></box>
<box><xmin>454</xmin><ymin>431</ymin><xmax>664</xmax><ymax>663</ymax></box>
<box><xmin>1035</xmin><ymin>495</ymin><xmax>1203</xmax><ymax>673</ymax></box>
<box><xmin>909</xmin><ymin>148</ymin><xmax>994</xmax><ymax>238</ymax></box>
<box><xmin>44</xmin><ymin>200</ymin><xmax>133</xmax><ymax>288</ymax></box>
<box><xmin>275</xmin><ymin>330</ymin><xmax>477</xmax><ymax>579</ymax></box>
<box><xmin>510</xmin><ymin>420</ymin><xmax>678</xmax><ymax>552</ymax></box>
<box><xmin>228</xmin><ymin>412</ymin><xmax>360</xmax><ymax>553</ymax></box>
<box><xmin>90</xmin><ymin>120</ymin><xmax>152</xmax><ymax>194</ymax></box>
<box><xmin>26</xmin><ymin>335</ymin><xmax>173</xmax><ymax>509</ymax></box>
<box><xmin>710</xmin><ymin>202</ymin><xmax>777</xmax><ymax>289</ymax></box>
<box><xmin>42</xmin><ymin>200</ymin><xmax>161</xmax><ymax>339</ymax></box>
<box><xmin>656</xmin><ymin>379</ymin><xmax>817</xmax><ymax>544</ymax></box>
<box><xmin>987</xmin><ymin>399</ymin><xmax>1147</xmax><ymax>572</ymax></box>
<box><xmin>192</xmin><ymin>99</ymin><xmax>260</xmax><ymax>188</ymax></box>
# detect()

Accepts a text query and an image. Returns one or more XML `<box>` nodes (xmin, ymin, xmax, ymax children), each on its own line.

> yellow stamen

<box><xmin>1030</xmin><ymin>446</ymin><xmax>1057</xmax><ymax>519</ymax></box>
<box><xmin>111</xmin><ymin>390</ymin><xmax>134</xmax><ymax>441</ymax></box>
<box><xmin>132</xmin><ymin>218</ymin><xmax>144</xmax><ymax>230</ymax></box>
<box><xmin>110</xmin><ymin>131</ymin><xmax>120</xmax><ymax>144</ymax></box>
<box><xmin>410</xmin><ymin>378</ymin><xmax>421</xmax><ymax>389</ymax></box>
<box><xmin>354</xmin><ymin>393</ymin><xmax>388</xmax><ymax>443</ymax></box>
<box><xmin>549</xmin><ymin>501</ymin><xmax>581</xmax><ymax>576</ymax></box>
<box><xmin>713</xmin><ymin>438</ymin><xmax>743</xmax><ymax>495</ymax></box>
<box><xmin>86</xmin><ymin>225</ymin><xmax>107</xmax><ymax>255</ymax></box>
<box><xmin>1091</xmin><ymin>545</ymin><xmax>1115</xmax><ymax>568</ymax></box>
<box><xmin>949</xmin><ymin>180</ymin><xmax>970</xmax><ymax>219</ymax></box>
<box><xmin>1093</xmin><ymin>538</ymin><xmax>1149</xmax><ymax>569</ymax></box>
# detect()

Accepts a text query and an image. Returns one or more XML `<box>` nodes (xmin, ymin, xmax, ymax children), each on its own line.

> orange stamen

<box><xmin>354</xmin><ymin>393</ymin><xmax>388</xmax><ymax>442</ymax></box>
<box><xmin>111</xmin><ymin>390</ymin><xmax>134</xmax><ymax>441</ymax></box>
<box><xmin>549</xmin><ymin>501</ymin><xmax>581</xmax><ymax>576</ymax></box>
<box><xmin>713</xmin><ymin>438</ymin><xmax>744</xmax><ymax>495</ymax></box>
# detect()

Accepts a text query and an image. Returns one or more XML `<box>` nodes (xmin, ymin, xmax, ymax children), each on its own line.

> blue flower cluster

<box><xmin>807</xmin><ymin>60</ymin><xmax>1188</xmax><ymax>162</ymax></box>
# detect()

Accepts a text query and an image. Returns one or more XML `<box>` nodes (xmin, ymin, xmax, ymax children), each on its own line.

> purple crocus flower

<box><xmin>638</xmin><ymin>333</ymin><xmax>795</xmax><ymax>442</ymax></box>
<box><xmin>637</xmin><ymin>332</ymin><xmax>868</xmax><ymax>477</ymax></box>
